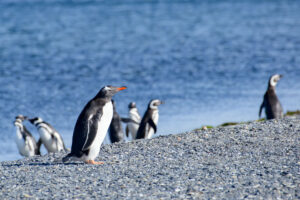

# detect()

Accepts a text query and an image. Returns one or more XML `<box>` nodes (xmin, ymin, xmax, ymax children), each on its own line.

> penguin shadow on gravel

<box><xmin>2</xmin><ymin>161</ymin><xmax>85</xmax><ymax>167</ymax></box>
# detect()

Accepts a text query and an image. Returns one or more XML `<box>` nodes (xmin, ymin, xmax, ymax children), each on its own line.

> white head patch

<box><xmin>14</xmin><ymin>119</ymin><xmax>23</xmax><ymax>127</ymax></box>
<box><xmin>150</xmin><ymin>99</ymin><xmax>161</xmax><ymax>109</ymax></box>
<box><xmin>270</xmin><ymin>74</ymin><xmax>281</xmax><ymax>87</ymax></box>
<box><xmin>104</xmin><ymin>86</ymin><xmax>112</xmax><ymax>91</ymax></box>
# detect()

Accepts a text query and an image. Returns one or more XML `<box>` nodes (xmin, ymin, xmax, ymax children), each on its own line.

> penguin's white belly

<box><xmin>128</xmin><ymin>111</ymin><xmax>141</xmax><ymax>139</ymax></box>
<box><xmin>39</xmin><ymin>128</ymin><xmax>64</xmax><ymax>153</ymax></box>
<box><xmin>15</xmin><ymin>129</ymin><xmax>35</xmax><ymax>157</ymax></box>
<box><xmin>128</xmin><ymin>123</ymin><xmax>139</xmax><ymax>139</ymax></box>
<box><xmin>146</xmin><ymin>112</ymin><xmax>159</xmax><ymax>139</ymax></box>
<box><xmin>82</xmin><ymin>102</ymin><xmax>113</xmax><ymax>161</ymax></box>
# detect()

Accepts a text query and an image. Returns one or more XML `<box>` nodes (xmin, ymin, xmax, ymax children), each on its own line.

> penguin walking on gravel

<box><xmin>124</xmin><ymin>102</ymin><xmax>141</xmax><ymax>140</ymax></box>
<box><xmin>63</xmin><ymin>85</ymin><xmax>127</xmax><ymax>164</ymax></box>
<box><xmin>14</xmin><ymin>115</ymin><xmax>41</xmax><ymax>157</ymax></box>
<box><xmin>136</xmin><ymin>99</ymin><xmax>164</xmax><ymax>139</ymax></box>
<box><xmin>29</xmin><ymin>117</ymin><xmax>67</xmax><ymax>153</ymax></box>
<box><xmin>108</xmin><ymin>100</ymin><xmax>124</xmax><ymax>143</ymax></box>
<box><xmin>259</xmin><ymin>74</ymin><xmax>284</xmax><ymax>120</ymax></box>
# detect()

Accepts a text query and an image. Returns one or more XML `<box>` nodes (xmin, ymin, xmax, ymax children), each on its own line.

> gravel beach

<box><xmin>0</xmin><ymin>116</ymin><xmax>299</xmax><ymax>199</ymax></box>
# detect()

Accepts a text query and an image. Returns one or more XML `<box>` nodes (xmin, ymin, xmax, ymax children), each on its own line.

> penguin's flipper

<box><xmin>121</xmin><ymin>118</ymin><xmax>130</xmax><ymax>123</ymax></box>
<box><xmin>259</xmin><ymin>100</ymin><xmax>265</xmax><ymax>118</ymax></box>
<box><xmin>125</xmin><ymin>125</ymin><xmax>129</xmax><ymax>137</ymax></box>
<box><xmin>82</xmin><ymin>116</ymin><xmax>99</xmax><ymax>151</ymax></box>
<box><xmin>36</xmin><ymin>138</ymin><xmax>42</xmax><ymax>155</ymax></box>
<box><xmin>148</xmin><ymin>119</ymin><xmax>157</xmax><ymax>133</ymax></box>
<box><xmin>121</xmin><ymin>118</ymin><xmax>139</xmax><ymax>125</ymax></box>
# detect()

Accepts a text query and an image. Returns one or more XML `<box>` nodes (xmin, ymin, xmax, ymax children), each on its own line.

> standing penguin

<box><xmin>124</xmin><ymin>102</ymin><xmax>141</xmax><ymax>140</ymax></box>
<box><xmin>259</xmin><ymin>74</ymin><xmax>284</xmax><ymax>120</ymax></box>
<box><xmin>28</xmin><ymin>117</ymin><xmax>67</xmax><ymax>153</ymax></box>
<box><xmin>63</xmin><ymin>85</ymin><xmax>127</xmax><ymax>164</ymax></box>
<box><xmin>108</xmin><ymin>100</ymin><xmax>124</xmax><ymax>143</ymax></box>
<box><xmin>136</xmin><ymin>99</ymin><xmax>164</xmax><ymax>139</ymax></box>
<box><xmin>14</xmin><ymin>115</ymin><xmax>41</xmax><ymax>157</ymax></box>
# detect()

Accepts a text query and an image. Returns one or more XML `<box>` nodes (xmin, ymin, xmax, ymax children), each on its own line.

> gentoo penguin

<box><xmin>28</xmin><ymin>117</ymin><xmax>67</xmax><ymax>153</ymax></box>
<box><xmin>63</xmin><ymin>85</ymin><xmax>127</xmax><ymax>164</ymax></box>
<box><xmin>259</xmin><ymin>74</ymin><xmax>284</xmax><ymax>120</ymax></box>
<box><xmin>14</xmin><ymin>115</ymin><xmax>41</xmax><ymax>157</ymax></box>
<box><xmin>108</xmin><ymin>100</ymin><xmax>124</xmax><ymax>143</ymax></box>
<box><xmin>136</xmin><ymin>99</ymin><xmax>164</xmax><ymax>139</ymax></box>
<box><xmin>124</xmin><ymin>102</ymin><xmax>141</xmax><ymax>140</ymax></box>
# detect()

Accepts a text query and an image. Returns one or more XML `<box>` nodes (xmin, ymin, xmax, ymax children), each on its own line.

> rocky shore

<box><xmin>0</xmin><ymin>116</ymin><xmax>299</xmax><ymax>199</ymax></box>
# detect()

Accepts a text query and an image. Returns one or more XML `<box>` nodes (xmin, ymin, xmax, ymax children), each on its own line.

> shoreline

<box><xmin>0</xmin><ymin>115</ymin><xmax>299</xmax><ymax>199</ymax></box>
<box><xmin>195</xmin><ymin>110</ymin><xmax>300</xmax><ymax>131</ymax></box>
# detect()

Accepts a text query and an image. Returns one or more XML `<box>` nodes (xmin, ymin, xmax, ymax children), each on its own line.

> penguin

<box><xmin>259</xmin><ymin>74</ymin><xmax>284</xmax><ymax>120</ymax></box>
<box><xmin>124</xmin><ymin>102</ymin><xmax>141</xmax><ymax>140</ymax></box>
<box><xmin>63</xmin><ymin>85</ymin><xmax>127</xmax><ymax>164</ymax></box>
<box><xmin>136</xmin><ymin>99</ymin><xmax>164</xmax><ymax>139</ymax></box>
<box><xmin>108</xmin><ymin>100</ymin><xmax>124</xmax><ymax>143</ymax></box>
<box><xmin>28</xmin><ymin>117</ymin><xmax>67</xmax><ymax>153</ymax></box>
<box><xmin>14</xmin><ymin>115</ymin><xmax>41</xmax><ymax>157</ymax></box>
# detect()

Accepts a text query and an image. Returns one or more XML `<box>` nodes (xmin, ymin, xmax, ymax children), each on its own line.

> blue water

<box><xmin>0</xmin><ymin>0</ymin><xmax>300</xmax><ymax>161</ymax></box>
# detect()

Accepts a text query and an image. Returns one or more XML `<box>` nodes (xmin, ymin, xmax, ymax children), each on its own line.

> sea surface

<box><xmin>0</xmin><ymin>0</ymin><xmax>299</xmax><ymax>161</ymax></box>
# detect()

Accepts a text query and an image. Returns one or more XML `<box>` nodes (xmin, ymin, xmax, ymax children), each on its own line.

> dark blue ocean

<box><xmin>0</xmin><ymin>0</ymin><xmax>300</xmax><ymax>161</ymax></box>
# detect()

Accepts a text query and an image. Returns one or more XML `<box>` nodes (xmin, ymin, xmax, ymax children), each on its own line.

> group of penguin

<box><xmin>14</xmin><ymin>74</ymin><xmax>283</xmax><ymax>164</ymax></box>
<box><xmin>14</xmin><ymin>86</ymin><xmax>164</xmax><ymax>162</ymax></box>
<box><xmin>14</xmin><ymin>115</ymin><xmax>67</xmax><ymax>157</ymax></box>
<box><xmin>109</xmin><ymin>99</ymin><xmax>164</xmax><ymax>143</ymax></box>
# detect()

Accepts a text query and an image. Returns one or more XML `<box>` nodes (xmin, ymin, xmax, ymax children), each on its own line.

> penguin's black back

<box><xmin>136</xmin><ymin>108</ymin><xmax>154</xmax><ymax>139</ymax></box>
<box><xmin>264</xmin><ymin>88</ymin><xmax>283</xmax><ymax>119</ymax></box>
<box><xmin>70</xmin><ymin>98</ymin><xmax>106</xmax><ymax>157</ymax></box>
<box><xmin>108</xmin><ymin>109</ymin><xmax>124</xmax><ymax>143</ymax></box>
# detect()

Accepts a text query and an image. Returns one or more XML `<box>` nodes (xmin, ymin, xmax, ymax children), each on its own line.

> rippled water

<box><xmin>1</xmin><ymin>0</ymin><xmax>300</xmax><ymax>161</ymax></box>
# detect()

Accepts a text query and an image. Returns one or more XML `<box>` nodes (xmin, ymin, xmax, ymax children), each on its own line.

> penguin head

<box><xmin>269</xmin><ymin>74</ymin><xmax>283</xmax><ymax>87</ymax></box>
<box><xmin>28</xmin><ymin>117</ymin><xmax>43</xmax><ymax>125</ymax></box>
<box><xmin>14</xmin><ymin>115</ymin><xmax>27</xmax><ymax>127</ymax></box>
<box><xmin>149</xmin><ymin>99</ymin><xmax>164</xmax><ymax>109</ymax></box>
<box><xmin>128</xmin><ymin>102</ymin><xmax>136</xmax><ymax>109</ymax></box>
<box><xmin>97</xmin><ymin>85</ymin><xmax>127</xmax><ymax>99</ymax></box>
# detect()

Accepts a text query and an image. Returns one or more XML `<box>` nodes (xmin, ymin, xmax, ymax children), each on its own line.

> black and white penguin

<box><xmin>63</xmin><ymin>85</ymin><xmax>127</xmax><ymax>164</ymax></box>
<box><xmin>108</xmin><ymin>100</ymin><xmax>124</xmax><ymax>143</ymax></box>
<box><xmin>28</xmin><ymin>117</ymin><xmax>67</xmax><ymax>153</ymax></box>
<box><xmin>259</xmin><ymin>74</ymin><xmax>284</xmax><ymax>120</ymax></box>
<box><xmin>136</xmin><ymin>99</ymin><xmax>164</xmax><ymax>139</ymax></box>
<box><xmin>124</xmin><ymin>102</ymin><xmax>141</xmax><ymax>140</ymax></box>
<box><xmin>14</xmin><ymin>115</ymin><xmax>41</xmax><ymax>157</ymax></box>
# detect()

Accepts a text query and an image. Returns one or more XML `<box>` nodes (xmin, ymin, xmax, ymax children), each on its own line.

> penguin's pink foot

<box><xmin>85</xmin><ymin>160</ymin><xmax>104</xmax><ymax>165</ymax></box>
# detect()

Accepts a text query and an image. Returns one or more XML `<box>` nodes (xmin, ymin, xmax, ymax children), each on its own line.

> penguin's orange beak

<box><xmin>117</xmin><ymin>86</ymin><xmax>127</xmax><ymax>91</ymax></box>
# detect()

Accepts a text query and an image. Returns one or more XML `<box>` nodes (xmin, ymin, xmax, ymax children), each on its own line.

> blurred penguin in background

<box><xmin>108</xmin><ymin>100</ymin><xmax>124</xmax><ymax>143</ymax></box>
<box><xmin>259</xmin><ymin>74</ymin><xmax>284</xmax><ymax>120</ymax></box>
<box><xmin>124</xmin><ymin>102</ymin><xmax>141</xmax><ymax>140</ymax></box>
<box><xmin>14</xmin><ymin>115</ymin><xmax>41</xmax><ymax>157</ymax></box>
<box><xmin>136</xmin><ymin>99</ymin><xmax>164</xmax><ymax>139</ymax></box>
<box><xmin>29</xmin><ymin>117</ymin><xmax>67</xmax><ymax>153</ymax></box>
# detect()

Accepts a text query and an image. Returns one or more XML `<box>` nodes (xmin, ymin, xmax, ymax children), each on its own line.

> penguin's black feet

<box><xmin>85</xmin><ymin>160</ymin><xmax>104</xmax><ymax>165</ymax></box>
